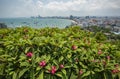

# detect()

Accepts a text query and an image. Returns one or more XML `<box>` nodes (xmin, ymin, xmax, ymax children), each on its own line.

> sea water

<box><xmin>0</xmin><ymin>18</ymin><xmax>72</xmax><ymax>28</ymax></box>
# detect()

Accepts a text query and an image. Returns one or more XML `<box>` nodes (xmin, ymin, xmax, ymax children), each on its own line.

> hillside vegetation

<box><xmin>0</xmin><ymin>26</ymin><xmax>120</xmax><ymax>79</ymax></box>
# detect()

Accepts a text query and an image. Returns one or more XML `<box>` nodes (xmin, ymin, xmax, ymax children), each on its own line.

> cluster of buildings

<box><xmin>70</xmin><ymin>16</ymin><xmax>120</xmax><ymax>33</ymax></box>
<box><xmin>30</xmin><ymin>15</ymin><xmax>120</xmax><ymax>34</ymax></box>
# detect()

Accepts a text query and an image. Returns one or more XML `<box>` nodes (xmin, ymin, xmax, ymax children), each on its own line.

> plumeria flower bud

<box><xmin>112</xmin><ymin>69</ymin><xmax>120</xmax><ymax>74</ymax></box>
<box><xmin>98</xmin><ymin>50</ymin><xmax>102</xmax><ymax>55</ymax></box>
<box><xmin>24</xmin><ymin>29</ymin><xmax>28</xmax><ymax>33</ymax></box>
<box><xmin>102</xmin><ymin>60</ymin><xmax>106</xmax><ymax>66</ymax></box>
<box><xmin>72</xmin><ymin>45</ymin><xmax>77</xmax><ymax>50</ymax></box>
<box><xmin>115</xmin><ymin>64</ymin><xmax>119</xmax><ymax>68</ymax></box>
<box><xmin>75</xmin><ymin>58</ymin><xmax>79</xmax><ymax>62</ymax></box>
<box><xmin>60</xmin><ymin>64</ymin><xmax>64</xmax><ymax>69</ymax></box>
<box><xmin>112</xmin><ymin>69</ymin><xmax>116</xmax><ymax>74</ymax></box>
<box><xmin>79</xmin><ymin>70</ymin><xmax>83</xmax><ymax>75</ymax></box>
<box><xmin>26</xmin><ymin>52</ymin><xmax>33</xmax><ymax>58</ymax></box>
<box><xmin>92</xmin><ymin>59</ymin><xmax>97</xmax><ymax>63</ymax></box>
<box><xmin>107</xmin><ymin>56</ymin><xmax>110</xmax><ymax>60</ymax></box>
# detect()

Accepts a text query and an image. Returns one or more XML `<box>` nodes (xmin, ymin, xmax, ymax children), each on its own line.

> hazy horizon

<box><xmin>0</xmin><ymin>0</ymin><xmax>120</xmax><ymax>18</ymax></box>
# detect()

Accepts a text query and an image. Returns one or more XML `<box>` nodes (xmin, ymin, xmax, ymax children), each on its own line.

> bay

<box><xmin>0</xmin><ymin>18</ymin><xmax>72</xmax><ymax>28</ymax></box>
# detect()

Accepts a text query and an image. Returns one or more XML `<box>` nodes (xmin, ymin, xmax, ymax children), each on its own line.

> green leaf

<box><xmin>64</xmin><ymin>66</ymin><xmax>71</xmax><ymax>68</ymax></box>
<box><xmin>59</xmin><ymin>56</ymin><xmax>64</xmax><ymax>62</ymax></box>
<box><xmin>118</xmin><ymin>73</ymin><xmax>120</xmax><ymax>79</ymax></box>
<box><xmin>37</xmin><ymin>71</ymin><xmax>44</xmax><ymax>79</ymax></box>
<box><xmin>45</xmin><ymin>64</ymin><xmax>51</xmax><ymax>70</ymax></box>
<box><xmin>20</xmin><ymin>62</ymin><xmax>29</xmax><ymax>67</ymax></box>
<box><xmin>81</xmin><ymin>71</ymin><xmax>91</xmax><ymax>78</ymax></box>
<box><xmin>46</xmin><ymin>55</ymin><xmax>51</xmax><ymax>62</ymax></box>
<box><xmin>0</xmin><ymin>64</ymin><xmax>5</xmax><ymax>75</ymax></box>
<box><xmin>9</xmin><ymin>71</ymin><xmax>14</xmax><ymax>75</ymax></box>
<box><xmin>19</xmin><ymin>56</ymin><xmax>26</xmax><ymax>61</ymax></box>
<box><xmin>70</xmin><ymin>73</ymin><xmax>77</xmax><ymax>79</ymax></box>
<box><xmin>18</xmin><ymin>68</ymin><xmax>28</xmax><ymax>78</ymax></box>
<box><xmin>61</xmin><ymin>69</ymin><xmax>67</xmax><ymax>79</ymax></box>
<box><xmin>94</xmin><ymin>68</ymin><xmax>102</xmax><ymax>72</ymax></box>
<box><xmin>36</xmin><ymin>67</ymin><xmax>42</xmax><ymax>71</ymax></box>
<box><xmin>79</xmin><ymin>62</ymin><xmax>87</xmax><ymax>69</ymax></box>
<box><xmin>35</xmin><ymin>57</ymin><xmax>41</xmax><ymax>63</ymax></box>
<box><xmin>13</xmin><ymin>72</ymin><xmax>17</xmax><ymax>79</ymax></box>
<box><xmin>25</xmin><ymin>47</ymin><xmax>31</xmax><ymax>53</ymax></box>
<box><xmin>56</xmin><ymin>72</ymin><xmax>63</xmax><ymax>78</ymax></box>
<box><xmin>91</xmin><ymin>71</ymin><xmax>95</xmax><ymax>74</ymax></box>
<box><xmin>73</xmin><ymin>64</ymin><xmax>78</xmax><ymax>69</ymax></box>
<box><xmin>53</xmin><ymin>60</ymin><xmax>58</xmax><ymax>67</ymax></box>
<box><xmin>67</xmin><ymin>54</ymin><xmax>72</xmax><ymax>58</ymax></box>
<box><xmin>41</xmin><ymin>55</ymin><xmax>47</xmax><ymax>59</ymax></box>
<box><xmin>0</xmin><ymin>54</ymin><xmax>10</xmax><ymax>58</ymax></box>
<box><xmin>61</xmin><ymin>69</ymin><xmax>66</xmax><ymax>75</ymax></box>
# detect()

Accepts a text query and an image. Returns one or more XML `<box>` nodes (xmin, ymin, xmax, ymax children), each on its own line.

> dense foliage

<box><xmin>0</xmin><ymin>26</ymin><xmax>120</xmax><ymax>79</ymax></box>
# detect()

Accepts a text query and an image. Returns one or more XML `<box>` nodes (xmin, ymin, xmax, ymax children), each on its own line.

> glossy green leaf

<box><xmin>19</xmin><ymin>68</ymin><xmax>28</xmax><ymax>78</ymax></box>
<box><xmin>59</xmin><ymin>56</ymin><xmax>64</xmax><ymax>62</ymax></box>
<box><xmin>81</xmin><ymin>71</ymin><xmax>91</xmax><ymax>78</ymax></box>
<box><xmin>37</xmin><ymin>71</ymin><xmax>44</xmax><ymax>79</ymax></box>
<box><xmin>61</xmin><ymin>69</ymin><xmax>66</xmax><ymax>75</ymax></box>
<box><xmin>56</xmin><ymin>72</ymin><xmax>63</xmax><ymax>78</ymax></box>
<box><xmin>13</xmin><ymin>72</ymin><xmax>17</xmax><ymax>79</ymax></box>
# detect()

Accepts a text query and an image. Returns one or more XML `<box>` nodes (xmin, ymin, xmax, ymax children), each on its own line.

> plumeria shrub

<box><xmin>0</xmin><ymin>26</ymin><xmax>120</xmax><ymax>79</ymax></box>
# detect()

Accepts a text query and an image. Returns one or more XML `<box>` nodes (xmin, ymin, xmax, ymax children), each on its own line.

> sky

<box><xmin>0</xmin><ymin>0</ymin><xmax>120</xmax><ymax>18</ymax></box>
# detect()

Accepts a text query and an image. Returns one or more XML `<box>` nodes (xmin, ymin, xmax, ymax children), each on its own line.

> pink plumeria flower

<box><xmin>39</xmin><ymin>60</ymin><xmax>46</xmax><ymax>67</ymax></box>
<box><xmin>49</xmin><ymin>66</ymin><xmax>57</xmax><ymax>75</ymax></box>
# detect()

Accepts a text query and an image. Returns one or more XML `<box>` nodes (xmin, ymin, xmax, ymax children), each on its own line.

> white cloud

<box><xmin>37</xmin><ymin>0</ymin><xmax>120</xmax><ymax>13</ymax></box>
<box><xmin>42</xmin><ymin>0</ymin><xmax>88</xmax><ymax>11</ymax></box>
<box><xmin>0</xmin><ymin>0</ymin><xmax>120</xmax><ymax>17</ymax></box>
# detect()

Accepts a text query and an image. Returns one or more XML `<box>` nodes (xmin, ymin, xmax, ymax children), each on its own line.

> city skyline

<box><xmin>0</xmin><ymin>0</ymin><xmax>120</xmax><ymax>18</ymax></box>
